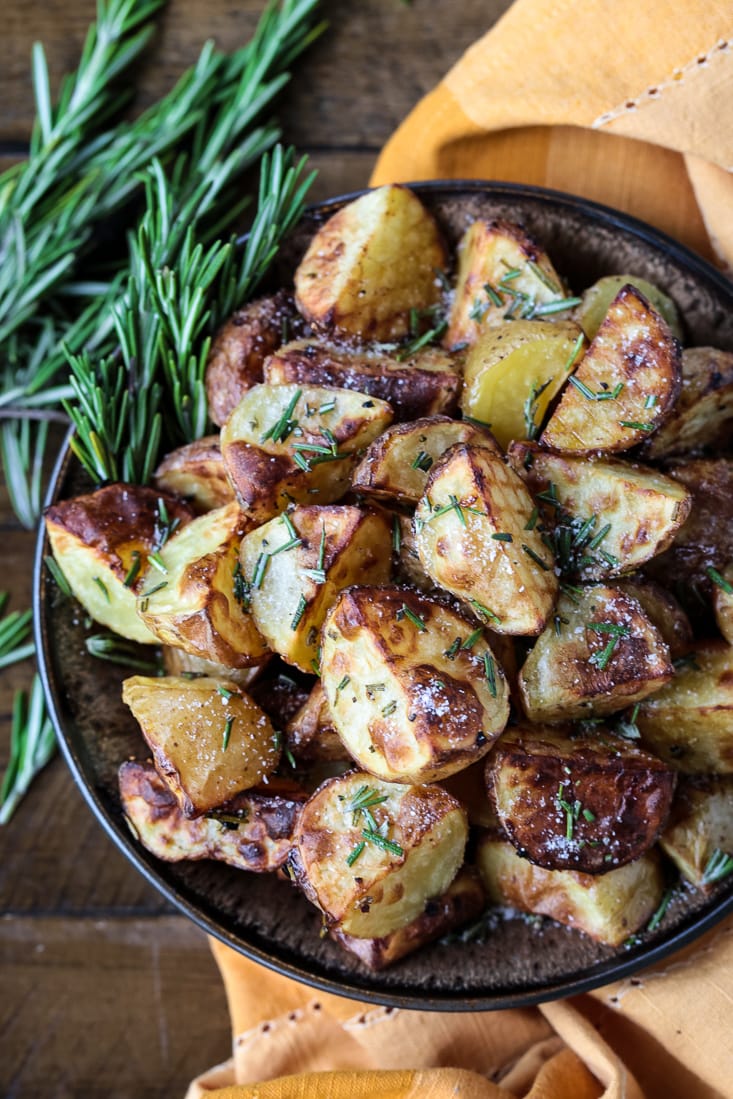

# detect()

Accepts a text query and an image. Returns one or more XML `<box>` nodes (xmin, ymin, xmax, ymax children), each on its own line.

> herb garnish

<box><xmin>469</xmin><ymin>599</ymin><xmax>501</xmax><ymax>625</ymax></box>
<box><xmin>222</xmin><ymin>716</ymin><xmax>234</xmax><ymax>751</ymax></box>
<box><xmin>290</xmin><ymin>594</ymin><xmax>307</xmax><ymax>630</ymax></box>
<box><xmin>411</xmin><ymin>450</ymin><xmax>433</xmax><ymax>472</ymax></box>
<box><xmin>483</xmin><ymin>652</ymin><xmax>497</xmax><ymax>698</ymax></box>
<box><xmin>396</xmin><ymin>603</ymin><xmax>427</xmax><ymax>631</ymax></box>
<box><xmin>707</xmin><ymin>567</ymin><xmax>733</xmax><ymax>595</ymax></box>
<box><xmin>587</xmin><ymin>621</ymin><xmax>630</xmax><ymax>670</ymax></box>
<box><xmin>701</xmin><ymin>848</ymin><xmax>733</xmax><ymax>885</ymax></box>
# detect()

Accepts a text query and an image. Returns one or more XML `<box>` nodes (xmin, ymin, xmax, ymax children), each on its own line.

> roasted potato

<box><xmin>221</xmin><ymin>383</ymin><xmax>393</xmax><ymax>524</ymax></box>
<box><xmin>614</xmin><ymin>579</ymin><xmax>693</xmax><ymax>660</ymax></box>
<box><xmin>659</xmin><ymin>776</ymin><xmax>733</xmax><ymax>890</ymax></box>
<box><xmin>320</xmin><ymin>586</ymin><xmax>510</xmax><ymax>784</ymax></box>
<box><xmin>477</xmin><ymin>833</ymin><xmax>665</xmax><ymax>947</ymax></box>
<box><xmin>330</xmin><ymin>868</ymin><xmax>485</xmax><ymax>970</ymax></box>
<box><xmin>393</xmin><ymin>514</ymin><xmax>439</xmax><ymax>593</ymax></box>
<box><xmin>285</xmin><ymin>681</ymin><xmax>351</xmax><ymax>763</ymax></box>
<box><xmin>44</xmin><ymin>485</ymin><xmax>193</xmax><ymax>644</ymax></box>
<box><xmin>486</xmin><ymin>725</ymin><xmax>676</xmax><ymax>872</ymax></box>
<box><xmin>264</xmin><ymin>340</ymin><xmax>461</xmax><ymax>422</ymax></box>
<box><xmin>137</xmin><ymin>502</ymin><xmax>269</xmax><ymax>668</ymax></box>
<box><xmin>444</xmin><ymin>219</ymin><xmax>575</xmax><ymax>350</ymax></box>
<box><xmin>205</xmin><ymin>291</ymin><xmax>305</xmax><ymax>427</ymax></box>
<box><xmin>636</xmin><ymin>642</ymin><xmax>733</xmax><ymax>772</ymax></box>
<box><xmin>352</xmin><ymin>415</ymin><xmax>500</xmax><ymax>506</ymax></box>
<box><xmin>713</xmin><ymin>563</ymin><xmax>733</xmax><ymax>644</ymax></box>
<box><xmin>518</xmin><ymin>585</ymin><xmax>673</xmax><ymax>722</ymax></box>
<box><xmin>290</xmin><ymin>770</ymin><xmax>468</xmax><ymax>938</ymax></box>
<box><xmin>508</xmin><ymin>442</ymin><xmax>692</xmax><ymax>579</ymax></box>
<box><xmin>414</xmin><ymin>443</ymin><xmax>557</xmax><ymax>635</ymax></box>
<box><xmin>460</xmin><ymin>319</ymin><xmax>585</xmax><ymax>449</ymax></box>
<box><xmin>119</xmin><ymin>760</ymin><xmax>306</xmax><ymax>871</ymax></box>
<box><xmin>294</xmin><ymin>184</ymin><xmax>446</xmax><ymax>342</ymax></box>
<box><xmin>153</xmin><ymin>437</ymin><xmax>236</xmax><ymax>513</ymax></box>
<box><xmin>121</xmin><ymin>675</ymin><xmax>280</xmax><ymax>817</ymax></box>
<box><xmin>240</xmin><ymin>505</ymin><xmax>392</xmax><ymax>674</ymax></box>
<box><xmin>161</xmin><ymin>645</ymin><xmax>266</xmax><ymax>689</ymax></box>
<box><xmin>541</xmin><ymin>285</ymin><xmax>681</xmax><ymax>453</ymax></box>
<box><xmin>639</xmin><ymin>347</ymin><xmax>733</xmax><ymax>460</ymax></box>
<box><xmin>574</xmin><ymin>274</ymin><xmax>682</xmax><ymax>342</ymax></box>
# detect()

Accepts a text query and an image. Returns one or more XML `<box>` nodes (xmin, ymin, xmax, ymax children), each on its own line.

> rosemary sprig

<box><xmin>0</xmin><ymin>595</ymin><xmax>34</xmax><ymax>669</ymax></box>
<box><xmin>701</xmin><ymin>848</ymin><xmax>733</xmax><ymax>885</ymax></box>
<box><xmin>0</xmin><ymin>676</ymin><xmax>57</xmax><ymax>825</ymax></box>
<box><xmin>85</xmin><ymin>633</ymin><xmax>162</xmax><ymax>674</ymax></box>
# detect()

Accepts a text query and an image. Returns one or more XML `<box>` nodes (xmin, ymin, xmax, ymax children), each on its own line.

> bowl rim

<box><xmin>34</xmin><ymin>178</ymin><xmax>733</xmax><ymax>1011</ymax></box>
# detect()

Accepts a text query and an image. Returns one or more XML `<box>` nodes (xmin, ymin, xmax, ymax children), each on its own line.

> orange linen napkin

<box><xmin>187</xmin><ymin>2</ymin><xmax>733</xmax><ymax>1097</ymax></box>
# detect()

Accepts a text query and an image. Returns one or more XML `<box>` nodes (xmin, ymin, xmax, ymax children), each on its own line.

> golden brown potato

<box><xmin>320</xmin><ymin>586</ymin><xmax>510</xmax><ymax>784</ymax></box>
<box><xmin>352</xmin><ymin>416</ymin><xmax>500</xmax><ymax>506</ymax></box>
<box><xmin>285</xmin><ymin>681</ymin><xmax>351</xmax><ymax>763</ymax></box>
<box><xmin>263</xmin><ymin>340</ymin><xmax>461</xmax><ymax>423</ymax></box>
<box><xmin>640</xmin><ymin>347</ymin><xmax>733</xmax><ymax>460</ymax></box>
<box><xmin>290</xmin><ymin>770</ymin><xmax>468</xmax><ymax>938</ymax></box>
<box><xmin>508</xmin><ymin>442</ymin><xmax>692</xmax><ymax>579</ymax></box>
<box><xmin>636</xmin><ymin>642</ymin><xmax>733</xmax><ymax>772</ymax></box>
<box><xmin>330</xmin><ymin>869</ymin><xmax>485</xmax><ymax>970</ymax></box>
<box><xmin>137</xmin><ymin>502</ymin><xmax>269</xmax><ymax>668</ymax></box>
<box><xmin>240</xmin><ymin>505</ymin><xmax>392</xmax><ymax>674</ymax></box>
<box><xmin>518</xmin><ymin>585</ymin><xmax>673</xmax><ymax>722</ymax></box>
<box><xmin>119</xmin><ymin>760</ymin><xmax>306</xmax><ymax>871</ymax></box>
<box><xmin>486</xmin><ymin>725</ymin><xmax>676</xmax><ymax>872</ymax></box>
<box><xmin>659</xmin><ymin>776</ymin><xmax>733</xmax><ymax>890</ymax></box>
<box><xmin>541</xmin><ymin>285</ymin><xmax>681</xmax><ymax>453</ymax></box>
<box><xmin>713</xmin><ymin>563</ymin><xmax>733</xmax><ymax>644</ymax></box>
<box><xmin>414</xmin><ymin>443</ymin><xmax>557</xmax><ymax>636</ymax></box>
<box><xmin>161</xmin><ymin>646</ymin><xmax>266</xmax><ymax>689</ymax></box>
<box><xmin>221</xmin><ymin>383</ymin><xmax>393</xmax><ymax>524</ymax></box>
<box><xmin>205</xmin><ymin>291</ymin><xmax>305</xmax><ymax>427</ymax></box>
<box><xmin>574</xmin><ymin>275</ymin><xmax>682</xmax><ymax>342</ymax></box>
<box><xmin>460</xmin><ymin>320</ymin><xmax>585</xmax><ymax>450</ymax></box>
<box><xmin>294</xmin><ymin>184</ymin><xmax>446</xmax><ymax>342</ymax></box>
<box><xmin>477</xmin><ymin>833</ymin><xmax>665</xmax><ymax>947</ymax></box>
<box><xmin>44</xmin><ymin>485</ymin><xmax>193</xmax><ymax>644</ymax></box>
<box><xmin>121</xmin><ymin>675</ymin><xmax>280</xmax><ymax>817</ymax></box>
<box><xmin>153</xmin><ymin>437</ymin><xmax>235</xmax><ymax>514</ymax></box>
<box><xmin>613</xmin><ymin>579</ymin><xmax>693</xmax><ymax>660</ymax></box>
<box><xmin>445</xmin><ymin>219</ymin><xmax>575</xmax><ymax>350</ymax></box>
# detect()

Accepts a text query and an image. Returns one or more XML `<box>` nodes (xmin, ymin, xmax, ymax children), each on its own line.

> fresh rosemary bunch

<box><xmin>0</xmin><ymin>676</ymin><xmax>56</xmax><ymax>826</ymax></box>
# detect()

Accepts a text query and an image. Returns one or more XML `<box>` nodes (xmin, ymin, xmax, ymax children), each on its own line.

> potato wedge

<box><xmin>153</xmin><ymin>436</ymin><xmax>235</xmax><ymax>513</ymax></box>
<box><xmin>241</xmin><ymin>505</ymin><xmax>391</xmax><ymax>674</ymax></box>
<box><xmin>486</xmin><ymin>725</ymin><xmax>675</xmax><ymax>872</ymax></box>
<box><xmin>205</xmin><ymin>291</ymin><xmax>304</xmax><ymax>427</ymax></box>
<box><xmin>352</xmin><ymin>415</ymin><xmax>500</xmax><ymax>506</ymax></box>
<box><xmin>119</xmin><ymin>760</ymin><xmax>306</xmax><ymax>871</ymax></box>
<box><xmin>659</xmin><ymin>776</ymin><xmax>733</xmax><ymax>890</ymax></box>
<box><xmin>477</xmin><ymin>833</ymin><xmax>664</xmax><ymax>947</ymax></box>
<box><xmin>713</xmin><ymin>563</ymin><xmax>733</xmax><ymax>644</ymax></box>
<box><xmin>221</xmin><ymin>383</ymin><xmax>393</xmax><ymax>524</ymax></box>
<box><xmin>460</xmin><ymin>320</ymin><xmax>585</xmax><ymax>449</ymax></box>
<box><xmin>44</xmin><ymin>485</ymin><xmax>193</xmax><ymax>644</ymax></box>
<box><xmin>508</xmin><ymin>442</ymin><xmax>692</xmax><ymax>579</ymax></box>
<box><xmin>613</xmin><ymin>579</ymin><xmax>693</xmax><ymax>660</ymax></box>
<box><xmin>640</xmin><ymin>347</ymin><xmax>733</xmax><ymax>460</ymax></box>
<box><xmin>161</xmin><ymin>646</ymin><xmax>266</xmax><ymax>689</ymax></box>
<box><xmin>575</xmin><ymin>275</ymin><xmax>682</xmax><ymax>342</ymax></box>
<box><xmin>330</xmin><ymin>868</ymin><xmax>485</xmax><ymax>970</ymax></box>
<box><xmin>636</xmin><ymin>642</ymin><xmax>733</xmax><ymax>772</ymax></box>
<box><xmin>541</xmin><ymin>285</ymin><xmax>681</xmax><ymax>453</ymax></box>
<box><xmin>137</xmin><ymin>502</ymin><xmax>269</xmax><ymax>668</ymax></box>
<box><xmin>320</xmin><ymin>586</ymin><xmax>509</xmax><ymax>784</ymax></box>
<box><xmin>518</xmin><ymin>585</ymin><xmax>673</xmax><ymax>722</ymax></box>
<box><xmin>285</xmin><ymin>681</ymin><xmax>351</xmax><ymax>763</ymax></box>
<box><xmin>290</xmin><ymin>771</ymin><xmax>468</xmax><ymax>938</ymax></box>
<box><xmin>121</xmin><ymin>675</ymin><xmax>280</xmax><ymax>816</ymax></box>
<box><xmin>414</xmin><ymin>443</ymin><xmax>557</xmax><ymax>636</ymax></box>
<box><xmin>294</xmin><ymin>184</ymin><xmax>446</xmax><ymax>341</ymax></box>
<box><xmin>445</xmin><ymin>219</ymin><xmax>576</xmax><ymax>349</ymax></box>
<box><xmin>264</xmin><ymin>340</ymin><xmax>461</xmax><ymax>422</ymax></box>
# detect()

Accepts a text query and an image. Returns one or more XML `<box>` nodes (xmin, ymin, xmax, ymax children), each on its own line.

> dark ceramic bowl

<box><xmin>35</xmin><ymin>181</ymin><xmax>733</xmax><ymax>1010</ymax></box>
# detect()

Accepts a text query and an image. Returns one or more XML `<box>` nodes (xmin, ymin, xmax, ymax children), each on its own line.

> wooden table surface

<box><xmin>0</xmin><ymin>3</ymin><xmax>514</xmax><ymax>1096</ymax></box>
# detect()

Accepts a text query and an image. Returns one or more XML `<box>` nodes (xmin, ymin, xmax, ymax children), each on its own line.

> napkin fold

<box><xmin>188</xmin><ymin>2</ymin><xmax>733</xmax><ymax>1096</ymax></box>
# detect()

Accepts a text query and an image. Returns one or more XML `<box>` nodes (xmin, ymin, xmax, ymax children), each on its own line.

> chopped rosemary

<box><xmin>396</xmin><ymin>320</ymin><xmax>448</xmax><ymax>361</ymax></box>
<box><xmin>362</xmin><ymin>829</ymin><xmax>404</xmax><ymax>857</ymax></box>
<box><xmin>262</xmin><ymin>389</ymin><xmax>302</xmax><ymax>444</ymax></box>
<box><xmin>411</xmin><ymin>450</ymin><xmax>434</xmax><ymax>472</ymax></box>
<box><xmin>381</xmin><ymin>700</ymin><xmax>398</xmax><ymax>717</ymax></box>
<box><xmin>142</xmin><ymin>580</ymin><xmax>168</xmax><ymax>598</ymax></box>
<box><xmin>701</xmin><ymin>848</ymin><xmax>733</xmax><ymax>885</ymax></box>
<box><xmin>523</xmin><ymin>377</ymin><xmax>553</xmax><ymax>440</ymax></box>
<box><xmin>483</xmin><ymin>652</ymin><xmax>497</xmax><ymax>698</ymax></box>
<box><xmin>588</xmin><ymin>622</ymin><xmax>630</xmax><ymax>670</ymax></box>
<box><xmin>122</xmin><ymin>551</ymin><xmax>142</xmax><ymax>588</ymax></box>
<box><xmin>392</xmin><ymin>515</ymin><xmax>401</xmax><ymax>555</ymax></box>
<box><xmin>218</xmin><ymin>685</ymin><xmax>234</xmax><ymax>701</ymax></box>
<box><xmin>270</xmin><ymin>536</ymin><xmax>303</xmax><ymax>557</ymax></box>
<box><xmin>619</xmin><ymin>421</ymin><xmax>654</xmax><ymax>431</ymax></box>
<box><xmin>524</xmin><ymin>507</ymin><xmax>539</xmax><ymax>532</ymax></box>
<box><xmin>251</xmin><ymin>552</ymin><xmax>269</xmax><ymax>590</ymax></box>
<box><xmin>444</xmin><ymin>638</ymin><xmax>461</xmax><ymax>660</ymax></box>
<box><xmin>318</xmin><ymin>400</ymin><xmax>336</xmax><ymax>414</ymax></box>
<box><xmin>147</xmin><ymin>551</ymin><xmax>168</xmax><ymax>574</ymax></box>
<box><xmin>232</xmin><ymin>561</ymin><xmax>250</xmax><ymax>611</ymax></box>
<box><xmin>365</xmin><ymin>683</ymin><xmax>385</xmax><ymax>698</ymax></box>
<box><xmin>563</xmin><ymin>332</ymin><xmax>585</xmax><ymax>373</ymax></box>
<box><xmin>644</xmin><ymin>394</ymin><xmax>658</xmax><ymax>409</ymax></box>
<box><xmin>647</xmin><ymin>887</ymin><xmax>675</xmax><ymax>932</ymax></box>
<box><xmin>290</xmin><ymin>594</ymin><xmax>307</xmax><ymax>630</ymax></box>
<box><xmin>556</xmin><ymin>783</ymin><xmax>576</xmax><ymax>841</ymax></box>
<box><xmin>222</xmin><ymin>716</ymin><xmax>234</xmax><ymax>751</ymax></box>
<box><xmin>335</xmin><ymin>675</ymin><xmax>350</xmax><ymax>696</ymax></box>
<box><xmin>615</xmin><ymin>702</ymin><xmax>641</xmax><ymax>740</ymax></box>
<box><xmin>462</xmin><ymin>628</ymin><xmax>483</xmax><ymax>650</ymax></box>
<box><xmin>522</xmin><ymin>543</ymin><xmax>551</xmax><ymax>570</ymax></box>
<box><xmin>397</xmin><ymin>603</ymin><xmax>427</xmax><ymax>631</ymax></box>
<box><xmin>346</xmin><ymin>841</ymin><xmax>366</xmax><ymax>867</ymax></box>
<box><xmin>582</xmin><ymin>808</ymin><xmax>596</xmax><ymax>822</ymax></box>
<box><xmin>92</xmin><ymin>576</ymin><xmax>110</xmax><ymax>602</ymax></box>
<box><xmin>492</xmin><ymin>532</ymin><xmax>513</xmax><ymax>542</ymax></box>
<box><xmin>469</xmin><ymin>599</ymin><xmax>501</xmax><ymax>625</ymax></box>
<box><xmin>347</xmin><ymin>785</ymin><xmax>390</xmax><ymax>820</ymax></box>
<box><xmin>707</xmin><ymin>567</ymin><xmax>733</xmax><ymax>595</ymax></box>
<box><xmin>281</xmin><ymin>512</ymin><xmax>298</xmax><ymax>540</ymax></box>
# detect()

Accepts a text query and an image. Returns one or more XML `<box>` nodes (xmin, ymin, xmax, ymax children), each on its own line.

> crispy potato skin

<box><xmin>519</xmin><ymin>585</ymin><xmax>673</xmax><ymax>722</ymax></box>
<box><xmin>285</xmin><ymin>682</ymin><xmax>350</xmax><ymax>763</ymax></box>
<box><xmin>119</xmin><ymin>760</ymin><xmax>306</xmax><ymax>871</ymax></box>
<box><xmin>122</xmin><ymin>675</ymin><xmax>280</xmax><ymax>817</ymax></box>
<box><xmin>352</xmin><ymin>416</ymin><xmax>500</xmax><ymax>506</ymax></box>
<box><xmin>414</xmin><ymin>443</ymin><xmax>558</xmax><ymax>635</ymax></box>
<box><xmin>290</xmin><ymin>770</ymin><xmax>468</xmax><ymax>938</ymax></box>
<box><xmin>659</xmin><ymin>776</ymin><xmax>733</xmax><ymax>890</ymax></box>
<box><xmin>205</xmin><ymin>291</ymin><xmax>305</xmax><ymax>427</ymax></box>
<box><xmin>614</xmin><ymin>579</ymin><xmax>693</xmax><ymax>660</ymax></box>
<box><xmin>541</xmin><ymin>285</ymin><xmax>682</xmax><ymax>453</ymax></box>
<box><xmin>294</xmin><ymin>185</ymin><xmax>446</xmax><ymax>342</ymax></box>
<box><xmin>640</xmin><ymin>347</ymin><xmax>733</xmax><ymax>460</ymax></box>
<box><xmin>508</xmin><ymin>442</ymin><xmax>692</xmax><ymax>579</ymax></box>
<box><xmin>574</xmin><ymin>275</ymin><xmax>682</xmax><ymax>342</ymax></box>
<box><xmin>477</xmin><ymin>833</ymin><xmax>664</xmax><ymax>947</ymax></box>
<box><xmin>636</xmin><ymin>642</ymin><xmax>733</xmax><ymax>772</ymax></box>
<box><xmin>161</xmin><ymin>646</ymin><xmax>267</xmax><ymax>689</ymax></box>
<box><xmin>44</xmin><ymin>484</ymin><xmax>193</xmax><ymax>644</ymax></box>
<box><xmin>486</xmin><ymin>725</ymin><xmax>675</xmax><ymax>872</ymax></box>
<box><xmin>330</xmin><ymin>869</ymin><xmax>485</xmax><ymax>970</ymax></box>
<box><xmin>264</xmin><ymin>340</ymin><xmax>461</xmax><ymax>422</ymax></box>
<box><xmin>153</xmin><ymin>437</ymin><xmax>235</xmax><ymax>513</ymax></box>
<box><xmin>321</xmin><ymin>586</ymin><xmax>509</xmax><ymax>784</ymax></box>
